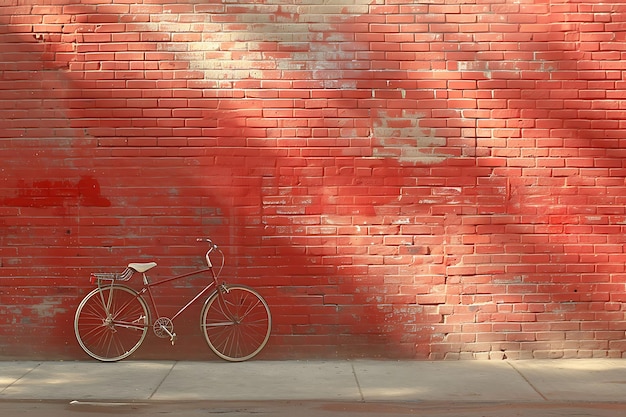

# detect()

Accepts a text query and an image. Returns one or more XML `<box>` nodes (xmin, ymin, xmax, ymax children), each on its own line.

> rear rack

<box><xmin>90</xmin><ymin>268</ymin><xmax>133</xmax><ymax>283</ymax></box>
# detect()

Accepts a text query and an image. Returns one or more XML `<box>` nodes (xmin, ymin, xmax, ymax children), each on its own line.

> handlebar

<box><xmin>197</xmin><ymin>237</ymin><xmax>222</xmax><ymax>270</ymax></box>
<box><xmin>197</xmin><ymin>237</ymin><xmax>218</xmax><ymax>249</ymax></box>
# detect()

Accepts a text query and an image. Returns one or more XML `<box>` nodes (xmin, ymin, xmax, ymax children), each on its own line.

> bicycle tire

<box><xmin>201</xmin><ymin>285</ymin><xmax>271</xmax><ymax>362</ymax></box>
<box><xmin>74</xmin><ymin>285</ymin><xmax>150</xmax><ymax>362</ymax></box>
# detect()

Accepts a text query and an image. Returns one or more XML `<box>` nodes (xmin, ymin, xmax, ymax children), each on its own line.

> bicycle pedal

<box><xmin>170</xmin><ymin>333</ymin><xmax>177</xmax><ymax>346</ymax></box>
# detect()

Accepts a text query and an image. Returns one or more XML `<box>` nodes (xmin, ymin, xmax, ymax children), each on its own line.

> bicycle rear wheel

<box><xmin>74</xmin><ymin>285</ymin><xmax>149</xmax><ymax>362</ymax></box>
<box><xmin>201</xmin><ymin>285</ymin><xmax>271</xmax><ymax>362</ymax></box>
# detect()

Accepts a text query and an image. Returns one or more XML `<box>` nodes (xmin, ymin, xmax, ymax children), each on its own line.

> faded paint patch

<box><xmin>371</xmin><ymin>109</ymin><xmax>450</xmax><ymax>165</ymax></box>
<box><xmin>31</xmin><ymin>298</ymin><xmax>67</xmax><ymax>320</ymax></box>
<box><xmin>158</xmin><ymin>0</ymin><xmax>373</xmax><ymax>82</ymax></box>
<box><xmin>3</xmin><ymin>175</ymin><xmax>110</xmax><ymax>208</ymax></box>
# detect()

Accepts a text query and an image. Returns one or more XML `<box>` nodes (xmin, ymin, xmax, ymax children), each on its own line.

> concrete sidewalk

<box><xmin>1</xmin><ymin>359</ymin><xmax>626</xmax><ymax>403</ymax></box>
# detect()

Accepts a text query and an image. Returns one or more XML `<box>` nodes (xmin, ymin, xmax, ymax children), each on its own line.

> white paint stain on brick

<box><xmin>371</xmin><ymin>109</ymin><xmax>450</xmax><ymax>165</ymax></box>
<box><xmin>159</xmin><ymin>0</ymin><xmax>373</xmax><ymax>81</ymax></box>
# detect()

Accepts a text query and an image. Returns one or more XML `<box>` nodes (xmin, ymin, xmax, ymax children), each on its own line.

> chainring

<box><xmin>153</xmin><ymin>317</ymin><xmax>174</xmax><ymax>338</ymax></box>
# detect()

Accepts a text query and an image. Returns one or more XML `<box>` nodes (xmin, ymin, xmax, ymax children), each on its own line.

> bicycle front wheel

<box><xmin>201</xmin><ymin>285</ymin><xmax>271</xmax><ymax>362</ymax></box>
<box><xmin>74</xmin><ymin>285</ymin><xmax>149</xmax><ymax>362</ymax></box>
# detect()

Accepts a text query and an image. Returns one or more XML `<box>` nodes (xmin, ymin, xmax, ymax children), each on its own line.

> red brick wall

<box><xmin>2</xmin><ymin>0</ymin><xmax>626</xmax><ymax>360</ymax></box>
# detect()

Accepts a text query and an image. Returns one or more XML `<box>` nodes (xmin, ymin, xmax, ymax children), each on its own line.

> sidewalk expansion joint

<box><xmin>148</xmin><ymin>361</ymin><xmax>176</xmax><ymax>400</ymax></box>
<box><xmin>349</xmin><ymin>361</ymin><xmax>365</xmax><ymax>402</ymax></box>
<box><xmin>507</xmin><ymin>361</ymin><xmax>548</xmax><ymax>401</ymax></box>
<box><xmin>0</xmin><ymin>362</ymin><xmax>41</xmax><ymax>395</ymax></box>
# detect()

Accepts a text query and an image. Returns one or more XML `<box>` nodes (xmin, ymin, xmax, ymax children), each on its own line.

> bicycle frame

<box><xmin>96</xmin><ymin>243</ymin><xmax>223</xmax><ymax>328</ymax></box>
<box><xmin>140</xmin><ymin>267</ymin><xmax>219</xmax><ymax>324</ymax></box>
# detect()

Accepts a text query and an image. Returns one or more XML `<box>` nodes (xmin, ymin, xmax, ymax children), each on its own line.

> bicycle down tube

<box><xmin>141</xmin><ymin>267</ymin><xmax>217</xmax><ymax>322</ymax></box>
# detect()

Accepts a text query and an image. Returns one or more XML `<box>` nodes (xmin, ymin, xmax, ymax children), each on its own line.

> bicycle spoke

<box><xmin>202</xmin><ymin>285</ymin><xmax>271</xmax><ymax>361</ymax></box>
<box><xmin>75</xmin><ymin>286</ymin><xmax>149</xmax><ymax>362</ymax></box>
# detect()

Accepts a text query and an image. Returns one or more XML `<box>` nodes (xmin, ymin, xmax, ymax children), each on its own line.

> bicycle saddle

<box><xmin>128</xmin><ymin>262</ymin><xmax>157</xmax><ymax>273</ymax></box>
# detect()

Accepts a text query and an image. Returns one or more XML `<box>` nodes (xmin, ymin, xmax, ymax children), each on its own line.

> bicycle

<box><xmin>74</xmin><ymin>238</ymin><xmax>272</xmax><ymax>362</ymax></box>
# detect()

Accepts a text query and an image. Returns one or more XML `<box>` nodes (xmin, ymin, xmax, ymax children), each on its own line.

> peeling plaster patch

<box><xmin>162</xmin><ymin>0</ymin><xmax>373</xmax><ymax>82</ymax></box>
<box><xmin>31</xmin><ymin>298</ymin><xmax>67</xmax><ymax>319</ymax></box>
<box><xmin>371</xmin><ymin>109</ymin><xmax>450</xmax><ymax>165</ymax></box>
